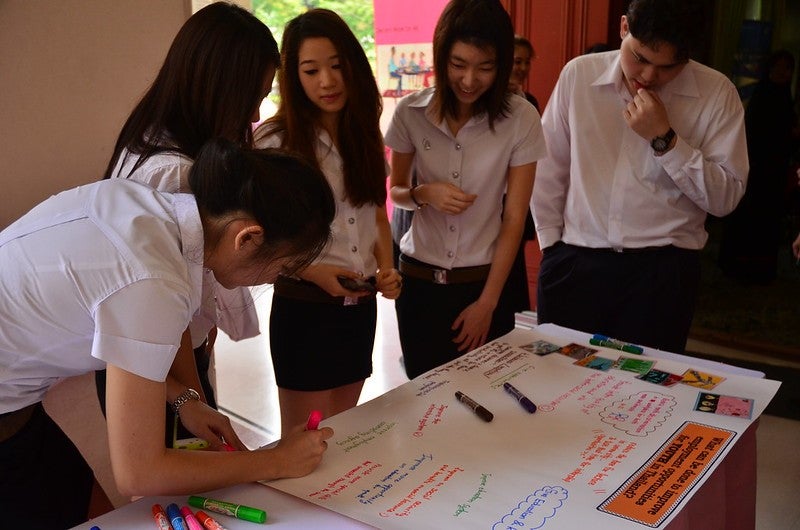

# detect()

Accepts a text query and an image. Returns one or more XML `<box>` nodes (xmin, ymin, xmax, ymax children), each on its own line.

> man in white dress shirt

<box><xmin>532</xmin><ymin>0</ymin><xmax>748</xmax><ymax>354</ymax></box>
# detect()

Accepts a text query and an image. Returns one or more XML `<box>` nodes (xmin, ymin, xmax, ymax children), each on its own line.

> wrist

<box><xmin>172</xmin><ymin>388</ymin><xmax>200</xmax><ymax>416</ymax></box>
<box><xmin>409</xmin><ymin>185</ymin><xmax>426</xmax><ymax>209</ymax></box>
<box><xmin>651</xmin><ymin>127</ymin><xmax>676</xmax><ymax>156</ymax></box>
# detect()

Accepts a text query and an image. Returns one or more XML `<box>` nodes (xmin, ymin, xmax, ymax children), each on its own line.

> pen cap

<box><xmin>233</xmin><ymin>504</ymin><xmax>266</xmax><ymax>523</ymax></box>
<box><xmin>189</xmin><ymin>496</ymin><xmax>267</xmax><ymax>524</ymax></box>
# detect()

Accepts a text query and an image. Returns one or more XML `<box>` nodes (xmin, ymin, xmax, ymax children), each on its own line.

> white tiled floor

<box><xmin>214</xmin><ymin>287</ymin><xmax>800</xmax><ymax>530</ymax></box>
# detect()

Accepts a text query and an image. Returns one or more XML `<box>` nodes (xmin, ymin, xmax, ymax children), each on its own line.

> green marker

<box><xmin>590</xmin><ymin>336</ymin><xmax>644</xmax><ymax>355</ymax></box>
<box><xmin>188</xmin><ymin>495</ymin><xmax>267</xmax><ymax>524</ymax></box>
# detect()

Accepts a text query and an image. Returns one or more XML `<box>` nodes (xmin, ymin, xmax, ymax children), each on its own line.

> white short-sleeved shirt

<box><xmin>0</xmin><ymin>179</ymin><xmax>203</xmax><ymax>412</ymax></box>
<box><xmin>385</xmin><ymin>87</ymin><xmax>547</xmax><ymax>269</ymax></box>
<box><xmin>111</xmin><ymin>149</ymin><xmax>260</xmax><ymax>346</ymax></box>
<box><xmin>257</xmin><ymin>130</ymin><xmax>381</xmax><ymax>276</ymax></box>
<box><xmin>532</xmin><ymin>51</ymin><xmax>748</xmax><ymax>251</ymax></box>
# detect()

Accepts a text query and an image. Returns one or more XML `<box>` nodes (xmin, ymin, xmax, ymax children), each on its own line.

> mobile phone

<box><xmin>172</xmin><ymin>416</ymin><xmax>209</xmax><ymax>450</ymax></box>
<box><xmin>337</xmin><ymin>276</ymin><xmax>376</xmax><ymax>293</ymax></box>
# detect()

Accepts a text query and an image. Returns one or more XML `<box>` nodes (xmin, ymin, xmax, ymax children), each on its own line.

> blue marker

<box><xmin>166</xmin><ymin>502</ymin><xmax>189</xmax><ymax>530</ymax></box>
<box><xmin>503</xmin><ymin>382</ymin><xmax>537</xmax><ymax>413</ymax></box>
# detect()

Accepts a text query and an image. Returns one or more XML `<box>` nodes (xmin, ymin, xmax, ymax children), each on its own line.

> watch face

<box><xmin>651</xmin><ymin>128</ymin><xmax>675</xmax><ymax>153</ymax></box>
<box><xmin>652</xmin><ymin>137</ymin><xmax>669</xmax><ymax>151</ymax></box>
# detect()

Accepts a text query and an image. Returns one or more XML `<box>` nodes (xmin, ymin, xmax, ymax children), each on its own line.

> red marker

<box><xmin>221</xmin><ymin>443</ymin><xmax>236</xmax><ymax>452</ymax></box>
<box><xmin>152</xmin><ymin>504</ymin><xmax>172</xmax><ymax>530</ymax></box>
<box><xmin>306</xmin><ymin>410</ymin><xmax>323</xmax><ymax>430</ymax></box>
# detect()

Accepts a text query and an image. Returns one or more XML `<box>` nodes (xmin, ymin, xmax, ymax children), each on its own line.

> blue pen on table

<box><xmin>590</xmin><ymin>334</ymin><xmax>644</xmax><ymax>355</ymax></box>
<box><xmin>503</xmin><ymin>382</ymin><xmax>537</xmax><ymax>413</ymax></box>
<box><xmin>166</xmin><ymin>502</ymin><xmax>189</xmax><ymax>530</ymax></box>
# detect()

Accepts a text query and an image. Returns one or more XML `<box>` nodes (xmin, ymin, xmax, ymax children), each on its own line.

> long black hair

<box><xmin>104</xmin><ymin>2</ymin><xmax>279</xmax><ymax>179</ymax></box>
<box><xmin>431</xmin><ymin>0</ymin><xmax>514</xmax><ymax>129</ymax></box>
<box><xmin>190</xmin><ymin>138</ymin><xmax>335</xmax><ymax>275</ymax></box>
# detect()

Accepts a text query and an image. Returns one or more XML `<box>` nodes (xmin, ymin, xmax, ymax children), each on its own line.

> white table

<box><xmin>74</xmin><ymin>324</ymin><xmax>775</xmax><ymax>530</ymax></box>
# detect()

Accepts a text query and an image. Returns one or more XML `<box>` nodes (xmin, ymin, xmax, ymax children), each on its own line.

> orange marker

<box><xmin>152</xmin><ymin>504</ymin><xmax>172</xmax><ymax>530</ymax></box>
<box><xmin>195</xmin><ymin>510</ymin><xmax>230</xmax><ymax>530</ymax></box>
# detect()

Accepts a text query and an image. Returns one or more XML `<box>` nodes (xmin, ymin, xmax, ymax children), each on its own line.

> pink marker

<box><xmin>180</xmin><ymin>506</ymin><xmax>204</xmax><ymax>530</ymax></box>
<box><xmin>221</xmin><ymin>443</ymin><xmax>236</xmax><ymax>452</ymax></box>
<box><xmin>306</xmin><ymin>410</ymin><xmax>323</xmax><ymax>430</ymax></box>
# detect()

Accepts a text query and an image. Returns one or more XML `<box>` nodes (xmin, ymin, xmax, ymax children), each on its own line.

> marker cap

<box><xmin>306</xmin><ymin>409</ymin><xmax>323</xmax><ymax>430</ymax></box>
<box><xmin>188</xmin><ymin>495</ymin><xmax>267</xmax><ymax>524</ymax></box>
<box><xmin>231</xmin><ymin>504</ymin><xmax>265</xmax><ymax>524</ymax></box>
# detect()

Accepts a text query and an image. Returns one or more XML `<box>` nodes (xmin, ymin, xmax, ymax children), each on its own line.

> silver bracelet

<box><xmin>172</xmin><ymin>388</ymin><xmax>200</xmax><ymax>416</ymax></box>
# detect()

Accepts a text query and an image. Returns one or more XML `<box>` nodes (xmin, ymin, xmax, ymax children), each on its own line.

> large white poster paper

<box><xmin>266</xmin><ymin>325</ymin><xmax>780</xmax><ymax>529</ymax></box>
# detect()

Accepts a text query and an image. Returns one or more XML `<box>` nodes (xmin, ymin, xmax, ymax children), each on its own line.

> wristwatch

<box><xmin>651</xmin><ymin>127</ymin><xmax>676</xmax><ymax>155</ymax></box>
<box><xmin>172</xmin><ymin>388</ymin><xmax>200</xmax><ymax>416</ymax></box>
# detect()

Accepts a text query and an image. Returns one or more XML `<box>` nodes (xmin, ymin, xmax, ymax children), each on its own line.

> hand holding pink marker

<box><xmin>306</xmin><ymin>410</ymin><xmax>323</xmax><ymax>430</ymax></box>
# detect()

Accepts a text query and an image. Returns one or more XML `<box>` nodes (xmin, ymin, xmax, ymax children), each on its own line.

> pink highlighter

<box><xmin>306</xmin><ymin>410</ymin><xmax>323</xmax><ymax>430</ymax></box>
<box><xmin>181</xmin><ymin>506</ymin><xmax>204</xmax><ymax>530</ymax></box>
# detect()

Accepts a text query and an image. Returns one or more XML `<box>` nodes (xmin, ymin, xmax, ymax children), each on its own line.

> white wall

<box><xmin>0</xmin><ymin>1</ymin><xmax>190</xmax><ymax>229</ymax></box>
<box><xmin>0</xmin><ymin>0</ymin><xmax>191</xmax><ymax>509</ymax></box>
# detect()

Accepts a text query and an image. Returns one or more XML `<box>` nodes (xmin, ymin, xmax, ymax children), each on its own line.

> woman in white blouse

<box><xmin>0</xmin><ymin>140</ymin><xmax>335</xmax><ymax>528</ymax></box>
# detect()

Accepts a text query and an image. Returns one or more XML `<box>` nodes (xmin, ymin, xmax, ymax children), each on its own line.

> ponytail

<box><xmin>190</xmin><ymin>138</ymin><xmax>335</xmax><ymax>273</ymax></box>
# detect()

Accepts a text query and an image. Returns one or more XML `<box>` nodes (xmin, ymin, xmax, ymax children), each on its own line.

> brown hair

<box><xmin>255</xmin><ymin>9</ymin><xmax>386</xmax><ymax>207</ymax></box>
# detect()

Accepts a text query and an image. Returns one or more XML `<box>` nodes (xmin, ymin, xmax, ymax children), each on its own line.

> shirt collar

<box><xmin>412</xmin><ymin>89</ymin><xmax>488</xmax><ymax>135</ymax></box>
<box><xmin>172</xmin><ymin>193</ymin><xmax>204</xmax><ymax>314</ymax></box>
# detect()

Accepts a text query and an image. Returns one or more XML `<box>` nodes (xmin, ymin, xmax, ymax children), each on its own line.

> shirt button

<box><xmin>447</xmin><ymin>251</ymin><xmax>454</xmax><ymax>258</ymax></box>
<box><xmin>351</xmin><ymin>246</ymin><xmax>358</xmax><ymax>253</ymax></box>
<box><xmin>451</xmin><ymin>171</ymin><xmax>459</xmax><ymax>179</ymax></box>
<box><xmin>449</xmin><ymin>225</ymin><xmax>456</xmax><ymax>231</ymax></box>
<box><xmin>348</xmin><ymin>217</ymin><xmax>355</xmax><ymax>224</ymax></box>
<box><xmin>455</xmin><ymin>144</ymin><xmax>462</xmax><ymax>150</ymax></box>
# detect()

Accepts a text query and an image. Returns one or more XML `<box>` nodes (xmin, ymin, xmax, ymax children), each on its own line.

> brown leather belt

<box><xmin>0</xmin><ymin>403</ymin><xmax>38</xmax><ymax>442</ymax></box>
<box><xmin>399</xmin><ymin>256</ymin><xmax>490</xmax><ymax>285</ymax></box>
<box><xmin>274</xmin><ymin>276</ymin><xmax>376</xmax><ymax>306</ymax></box>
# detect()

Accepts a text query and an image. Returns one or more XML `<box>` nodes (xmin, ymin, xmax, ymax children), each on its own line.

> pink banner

<box><xmin>373</xmin><ymin>0</ymin><xmax>449</xmax><ymax>44</ymax></box>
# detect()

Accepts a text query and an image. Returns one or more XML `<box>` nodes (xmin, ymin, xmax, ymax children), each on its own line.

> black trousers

<box><xmin>536</xmin><ymin>243</ymin><xmax>700</xmax><ymax>353</ymax></box>
<box><xmin>396</xmin><ymin>261</ymin><xmax>516</xmax><ymax>379</ymax></box>
<box><xmin>0</xmin><ymin>403</ymin><xmax>94</xmax><ymax>529</ymax></box>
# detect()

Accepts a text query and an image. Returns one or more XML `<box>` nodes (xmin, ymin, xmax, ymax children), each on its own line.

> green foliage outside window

<box><xmin>253</xmin><ymin>0</ymin><xmax>377</xmax><ymax>77</ymax></box>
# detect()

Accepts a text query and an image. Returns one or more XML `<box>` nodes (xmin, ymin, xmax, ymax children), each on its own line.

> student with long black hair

<box><xmin>0</xmin><ymin>139</ymin><xmax>336</xmax><ymax>528</ymax></box>
<box><xmin>99</xmin><ymin>1</ymin><xmax>281</xmax><ymax>432</ymax></box>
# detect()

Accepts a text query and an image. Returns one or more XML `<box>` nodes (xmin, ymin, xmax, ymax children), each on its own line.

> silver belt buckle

<box><xmin>343</xmin><ymin>296</ymin><xmax>359</xmax><ymax>306</ymax></box>
<box><xmin>433</xmin><ymin>269</ymin><xmax>448</xmax><ymax>284</ymax></box>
